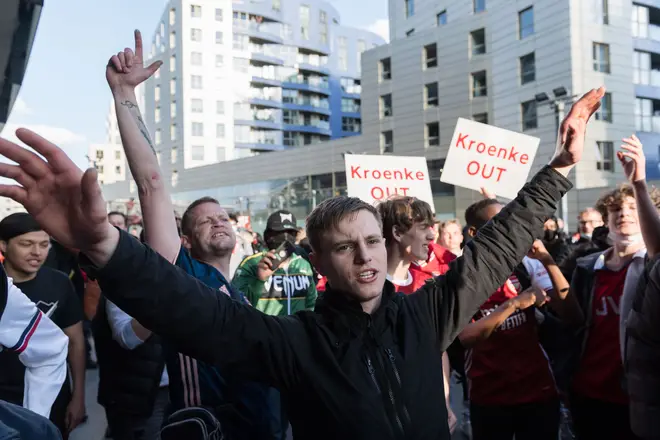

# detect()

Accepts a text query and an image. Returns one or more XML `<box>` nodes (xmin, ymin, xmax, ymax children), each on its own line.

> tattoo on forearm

<box><xmin>119</xmin><ymin>100</ymin><xmax>157</xmax><ymax>156</ymax></box>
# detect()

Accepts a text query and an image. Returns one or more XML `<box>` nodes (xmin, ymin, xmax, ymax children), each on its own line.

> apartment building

<box><xmin>103</xmin><ymin>0</ymin><xmax>646</xmax><ymax>233</ymax></box>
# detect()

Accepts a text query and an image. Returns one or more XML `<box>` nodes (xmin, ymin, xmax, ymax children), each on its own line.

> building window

<box><xmin>406</xmin><ymin>29</ymin><xmax>415</xmax><ymax>37</ymax></box>
<box><xmin>437</xmin><ymin>10</ymin><xmax>447</xmax><ymax>25</ymax></box>
<box><xmin>191</xmin><ymin>122</ymin><xmax>204</xmax><ymax>136</ymax></box>
<box><xmin>470</xmin><ymin>28</ymin><xmax>486</xmax><ymax>56</ymax></box>
<box><xmin>171</xmin><ymin>146</ymin><xmax>177</xmax><ymax>164</ymax></box>
<box><xmin>170</xmin><ymin>79</ymin><xmax>176</xmax><ymax>95</ymax></box>
<box><xmin>170</xmin><ymin>31</ymin><xmax>176</xmax><ymax>48</ymax></box>
<box><xmin>338</xmin><ymin>37</ymin><xmax>348</xmax><ymax>71</ymax></box>
<box><xmin>155</xmin><ymin>85</ymin><xmax>161</xmax><ymax>101</ymax></box>
<box><xmin>170</xmin><ymin>124</ymin><xmax>177</xmax><ymax>141</ymax></box>
<box><xmin>341</xmin><ymin>98</ymin><xmax>360</xmax><ymax>113</ymax></box>
<box><xmin>171</xmin><ymin>170</ymin><xmax>178</xmax><ymax>187</ymax></box>
<box><xmin>425</xmin><ymin>82</ymin><xmax>439</xmax><ymax>108</ymax></box>
<box><xmin>216</xmin><ymin>124</ymin><xmax>225</xmax><ymax>138</ymax></box>
<box><xmin>191</xmin><ymin>75</ymin><xmax>202</xmax><ymax>89</ymax></box>
<box><xmin>633</xmin><ymin>51</ymin><xmax>651</xmax><ymax>85</ymax></box>
<box><xmin>191</xmin><ymin>28</ymin><xmax>202</xmax><ymax>42</ymax></box>
<box><xmin>595</xmin><ymin>92</ymin><xmax>613</xmax><ymax>122</ymax></box>
<box><xmin>473</xmin><ymin>113</ymin><xmax>488</xmax><ymax>124</ymax></box>
<box><xmin>319</xmin><ymin>10</ymin><xmax>327</xmax><ymax>23</ymax></box>
<box><xmin>342</xmin><ymin>117</ymin><xmax>361</xmax><ymax>132</ymax></box>
<box><xmin>519</xmin><ymin>7</ymin><xmax>534</xmax><ymax>39</ymax></box>
<box><xmin>380</xmin><ymin>57</ymin><xmax>391</xmax><ymax>81</ymax></box>
<box><xmin>521</xmin><ymin>100</ymin><xmax>538</xmax><ymax>131</ymax></box>
<box><xmin>474</xmin><ymin>0</ymin><xmax>485</xmax><ymax>13</ymax></box>
<box><xmin>283</xmin><ymin>110</ymin><xmax>295</xmax><ymax>124</ymax></box>
<box><xmin>98</xmin><ymin>165</ymin><xmax>104</xmax><ymax>174</ymax></box>
<box><xmin>471</xmin><ymin>71</ymin><xmax>487</xmax><ymax>97</ymax></box>
<box><xmin>215</xmin><ymin>55</ymin><xmax>224</xmax><ymax>67</ymax></box>
<box><xmin>215</xmin><ymin>8</ymin><xmax>223</xmax><ymax>21</ymax></box>
<box><xmin>191</xmin><ymin>98</ymin><xmax>203</xmax><ymax>113</ymax></box>
<box><xmin>216</xmin><ymin>147</ymin><xmax>226</xmax><ymax>162</ymax></box>
<box><xmin>381</xmin><ymin>131</ymin><xmax>393</xmax><ymax>153</ymax></box>
<box><xmin>405</xmin><ymin>0</ymin><xmax>414</xmax><ymax>18</ymax></box>
<box><xmin>170</xmin><ymin>101</ymin><xmax>176</xmax><ymax>118</ymax></box>
<box><xmin>155</xmin><ymin>129</ymin><xmax>162</xmax><ymax>145</ymax></box>
<box><xmin>593</xmin><ymin>42</ymin><xmax>611</xmax><ymax>73</ymax></box>
<box><xmin>216</xmin><ymin>101</ymin><xmax>225</xmax><ymax>114</ymax></box>
<box><xmin>115</xmin><ymin>151</ymin><xmax>121</xmax><ymax>160</ymax></box>
<box><xmin>426</xmin><ymin>122</ymin><xmax>440</xmax><ymax>147</ymax></box>
<box><xmin>380</xmin><ymin>94</ymin><xmax>393</xmax><ymax>117</ymax></box>
<box><xmin>281</xmin><ymin>24</ymin><xmax>293</xmax><ymax>40</ymax></box>
<box><xmin>215</xmin><ymin>31</ymin><xmax>223</xmax><ymax>44</ymax></box>
<box><xmin>273</xmin><ymin>0</ymin><xmax>281</xmax><ymax>12</ymax></box>
<box><xmin>632</xmin><ymin>5</ymin><xmax>649</xmax><ymax>38</ymax></box>
<box><xmin>169</xmin><ymin>8</ymin><xmax>176</xmax><ymax>25</ymax></box>
<box><xmin>191</xmin><ymin>52</ymin><xmax>202</xmax><ymax>65</ymax></box>
<box><xmin>424</xmin><ymin>44</ymin><xmax>437</xmax><ymax>69</ymax></box>
<box><xmin>155</xmin><ymin>106</ymin><xmax>161</xmax><ymax>123</ymax></box>
<box><xmin>596</xmin><ymin>141</ymin><xmax>614</xmax><ymax>171</ymax></box>
<box><xmin>520</xmin><ymin>52</ymin><xmax>535</xmax><ymax>84</ymax></box>
<box><xmin>191</xmin><ymin>5</ymin><xmax>201</xmax><ymax>17</ymax></box>
<box><xmin>635</xmin><ymin>98</ymin><xmax>653</xmax><ymax>131</ymax></box>
<box><xmin>115</xmin><ymin>165</ymin><xmax>121</xmax><ymax>175</ymax></box>
<box><xmin>96</xmin><ymin>150</ymin><xmax>104</xmax><ymax>160</ymax></box>
<box><xmin>595</xmin><ymin>0</ymin><xmax>609</xmax><ymax>25</ymax></box>
<box><xmin>169</xmin><ymin>55</ymin><xmax>176</xmax><ymax>72</ymax></box>
<box><xmin>300</xmin><ymin>5</ymin><xmax>310</xmax><ymax>40</ymax></box>
<box><xmin>192</xmin><ymin>145</ymin><xmax>204</xmax><ymax>161</ymax></box>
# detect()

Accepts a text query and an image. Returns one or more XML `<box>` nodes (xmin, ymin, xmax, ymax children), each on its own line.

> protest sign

<box><xmin>440</xmin><ymin>118</ymin><xmax>540</xmax><ymax>199</ymax></box>
<box><xmin>344</xmin><ymin>154</ymin><xmax>435</xmax><ymax>211</ymax></box>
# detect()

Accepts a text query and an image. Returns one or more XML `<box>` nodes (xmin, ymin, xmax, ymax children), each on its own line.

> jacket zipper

<box><xmin>366</xmin><ymin>355</ymin><xmax>404</xmax><ymax>434</ymax></box>
<box><xmin>386</xmin><ymin>348</ymin><xmax>411</xmax><ymax>424</ymax></box>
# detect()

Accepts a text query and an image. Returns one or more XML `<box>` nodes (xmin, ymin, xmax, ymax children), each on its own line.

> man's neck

<box><xmin>606</xmin><ymin>241</ymin><xmax>645</xmax><ymax>268</ymax></box>
<box><xmin>361</xmin><ymin>295</ymin><xmax>382</xmax><ymax>315</ymax></box>
<box><xmin>194</xmin><ymin>253</ymin><xmax>231</xmax><ymax>279</ymax></box>
<box><xmin>4</xmin><ymin>263</ymin><xmax>37</xmax><ymax>283</ymax></box>
<box><xmin>387</xmin><ymin>249</ymin><xmax>411</xmax><ymax>281</ymax></box>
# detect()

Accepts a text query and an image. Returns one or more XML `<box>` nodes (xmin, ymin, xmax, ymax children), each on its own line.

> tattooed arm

<box><xmin>106</xmin><ymin>31</ymin><xmax>181</xmax><ymax>263</ymax></box>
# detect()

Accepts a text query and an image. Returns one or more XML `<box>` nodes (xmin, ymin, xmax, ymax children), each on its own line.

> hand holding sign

<box><xmin>549</xmin><ymin>86</ymin><xmax>606</xmax><ymax>177</ymax></box>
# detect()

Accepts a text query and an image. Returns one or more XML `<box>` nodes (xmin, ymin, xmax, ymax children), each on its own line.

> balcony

<box><xmin>234</xmin><ymin>20</ymin><xmax>283</xmax><ymax>44</ymax></box>
<box><xmin>235</xmin><ymin>118</ymin><xmax>283</xmax><ymax>130</ymax></box>
<box><xmin>282</xmin><ymin>101</ymin><xmax>331</xmax><ymax>116</ymax></box>
<box><xmin>232</xmin><ymin>4</ymin><xmax>282</xmax><ymax>23</ymax></box>
<box><xmin>235</xmin><ymin>141</ymin><xmax>288</xmax><ymax>152</ymax></box>
<box><xmin>250</xmin><ymin>76</ymin><xmax>282</xmax><ymax>87</ymax></box>
<box><xmin>282</xmin><ymin>77</ymin><xmax>330</xmax><ymax>95</ymax></box>
<box><xmin>250</xmin><ymin>51</ymin><xmax>284</xmax><ymax>66</ymax></box>
<box><xmin>248</xmin><ymin>97</ymin><xmax>282</xmax><ymax>108</ymax></box>
<box><xmin>283</xmin><ymin>122</ymin><xmax>331</xmax><ymax>136</ymax></box>
<box><xmin>297</xmin><ymin>62</ymin><xmax>330</xmax><ymax>76</ymax></box>
<box><xmin>297</xmin><ymin>40</ymin><xmax>330</xmax><ymax>56</ymax></box>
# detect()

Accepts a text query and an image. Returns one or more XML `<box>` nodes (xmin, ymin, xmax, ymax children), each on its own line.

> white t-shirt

<box><xmin>508</xmin><ymin>256</ymin><xmax>554</xmax><ymax>293</ymax></box>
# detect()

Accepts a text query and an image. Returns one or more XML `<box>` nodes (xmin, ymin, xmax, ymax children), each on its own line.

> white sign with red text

<box><xmin>440</xmin><ymin>118</ymin><xmax>540</xmax><ymax>199</ymax></box>
<box><xmin>344</xmin><ymin>154</ymin><xmax>435</xmax><ymax>211</ymax></box>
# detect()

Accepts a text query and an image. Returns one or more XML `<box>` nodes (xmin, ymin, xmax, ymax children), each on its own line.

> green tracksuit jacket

<box><xmin>231</xmin><ymin>251</ymin><xmax>317</xmax><ymax>316</ymax></box>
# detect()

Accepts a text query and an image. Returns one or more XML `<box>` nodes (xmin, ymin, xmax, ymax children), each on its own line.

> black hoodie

<box><xmin>81</xmin><ymin>166</ymin><xmax>570</xmax><ymax>440</ymax></box>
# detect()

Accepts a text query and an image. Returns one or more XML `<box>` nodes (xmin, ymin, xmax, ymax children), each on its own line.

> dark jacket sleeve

<box><xmin>79</xmin><ymin>231</ymin><xmax>301</xmax><ymax>390</ymax></box>
<box><xmin>409</xmin><ymin>166</ymin><xmax>572</xmax><ymax>351</ymax></box>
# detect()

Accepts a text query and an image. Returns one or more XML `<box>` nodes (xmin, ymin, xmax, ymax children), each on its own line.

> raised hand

<box><xmin>480</xmin><ymin>187</ymin><xmax>496</xmax><ymax>200</ymax></box>
<box><xmin>550</xmin><ymin>86</ymin><xmax>606</xmax><ymax>174</ymax></box>
<box><xmin>106</xmin><ymin>30</ymin><xmax>162</xmax><ymax>93</ymax></box>
<box><xmin>0</xmin><ymin>130</ymin><xmax>117</xmax><ymax>264</ymax></box>
<box><xmin>527</xmin><ymin>239</ymin><xmax>552</xmax><ymax>263</ymax></box>
<box><xmin>618</xmin><ymin>134</ymin><xmax>646</xmax><ymax>183</ymax></box>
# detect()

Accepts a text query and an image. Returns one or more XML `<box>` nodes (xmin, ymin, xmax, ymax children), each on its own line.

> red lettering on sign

<box><xmin>467</xmin><ymin>161</ymin><xmax>480</xmax><ymax>176</ymax></box>
<box><xmin>371</xmin><ymin>187</ymin><xmax>384</xmax><ymax>199</ymax></box>
<box><xmin>370</xmin><ymin>186</ymin><xmax>412</xmax><ymax>200</ymax></box>
<box><xmin>415</xmin><ymin>171</ymin><xmax>425</xmax><ymax>180</ymax></box>
<box><xmin>454</xmin><ymin>134</ymin><xmax>529</xmax><ymax>165</ymax></box>
<box><xmin>487</xmin><ymin>145</ymin><xmax>497</xmax><ymax>156</ymax></box>
<box><xmin>476</xmin><ymin>142</ymin><xmax>486</xmax><ymax>153</ymax></box>
<box><xmin>350</xmin><ymin>165</ymin><xmax>362</xmax><ymax>178</ymax></box>
<box><xmin>520</xmin><ymin>154</ymin><xmax>529</xmax><ymax>165</ymax></box>
<box><xmin>466</xmin><ymin>161</ymin><xmax>508</xmax><ymax>182</ymax></box>
<box><xmin>383</xmin><ymin>170</ymin><xmax>392</xmax><ymax>179</ymax></box>
<box><xmin>373</xmin><ymin>170</ymin><xmax>381</xmax><ymax>179</ymax></box>
<box><xmin>456</xmin><ymin>133</ymin><xmax>469</xmax><ymax>149</ymax></box>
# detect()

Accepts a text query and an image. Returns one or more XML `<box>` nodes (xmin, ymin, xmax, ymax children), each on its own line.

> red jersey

<box><xmin>466</xmin><ymin>276</ymin><xmax>557</xmax><ymax>406</ymax></box>
<box><xmin>572</xmin><ymin>266</ymin><xmax>629</xmax><ymax>404</ymax></box>
<box><xmin>411</xmin><ymin>243</ymin><xmax>455</xmax><ymax>278</ymax></box>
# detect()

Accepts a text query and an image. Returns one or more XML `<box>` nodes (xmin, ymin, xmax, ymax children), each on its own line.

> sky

<box><xmin>4</xmin><ymin>0</ymin><xmax>388</xmax><ymax>170</ymax></box>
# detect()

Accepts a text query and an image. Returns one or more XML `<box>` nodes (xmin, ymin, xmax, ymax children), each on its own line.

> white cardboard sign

<box><xmin>344</xmin><ymin>154</ymin><xmax>435</xmax><ymax>211</ymax></box>
<box><xmin>440</xmin><ymin>118</ymin><xmax>540</xmax><ymax>199</ymax></box>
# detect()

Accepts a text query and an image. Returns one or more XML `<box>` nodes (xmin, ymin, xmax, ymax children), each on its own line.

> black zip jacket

<box><xmin>81</xmin><ymin>166</ymin><xmax>571</xmax><ymax>440</ymax></box>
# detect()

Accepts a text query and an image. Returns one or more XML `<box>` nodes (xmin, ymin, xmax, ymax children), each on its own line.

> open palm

<box><xmin>0</xmin><ymin>129</ymin><xmax>109</xmax><ymax>251</ymax></box>
<box><xmin>106</xmin><ymin>29</ymin><xmax>162</xmax><ymax>91</ymax></box>
<box><xmin>552</xmin><ymin>87</ymin><xmax>606</xmax><ymax>168</ymax></box>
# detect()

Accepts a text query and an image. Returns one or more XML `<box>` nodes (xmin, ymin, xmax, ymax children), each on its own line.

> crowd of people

<box><xmin>1</xmin><ymin>29</ymin><xmax>660</xmax><ymax>440</ymax></box>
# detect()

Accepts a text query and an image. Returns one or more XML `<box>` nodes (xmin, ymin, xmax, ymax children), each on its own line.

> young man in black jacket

<box><xmin>0</xmin><ymin>86</ymin><xmax>604</xmax><ymax>439</ymax></box>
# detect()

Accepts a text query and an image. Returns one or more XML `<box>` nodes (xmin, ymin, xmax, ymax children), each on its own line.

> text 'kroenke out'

<box><xmin>455</xmin><ymin>133</ymin><xmax>530</xmax><ymax>183</ymax></box>
<box><xmin>350</xmin><ymin>165</ymin><xmax>426</xmax><ymax>200</ymax></box>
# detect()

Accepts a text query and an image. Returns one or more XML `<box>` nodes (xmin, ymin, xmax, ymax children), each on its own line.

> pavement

<box><xmin>70</xmin><ymin>369</ymin><xmax>106</xmax><ymax>440</ymax></box>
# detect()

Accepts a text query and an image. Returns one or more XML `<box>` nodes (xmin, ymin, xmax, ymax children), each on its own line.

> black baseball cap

<box><xmin>266</xmin><ymin>210</ymin><xmax>298</xmax><ymax>233</ymax></box>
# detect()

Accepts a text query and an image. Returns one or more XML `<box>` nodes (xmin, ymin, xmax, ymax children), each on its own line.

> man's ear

<box><xmin>309</xmin><ymin>252</ymin><xmax>325</xmax><ymax>276</ymax></box>
<box><xmin>0</xmin><ymin>240</ymin><xmax>7</xmax><ymax>254</ymax></box>
<box><xmin>180</xmin><ymin>235</ymin><xmax>192</xmax><ymax>250</ymax></box>
<box><xmin>392</xmin><ymin>225</ymin><xmax>404</xmax><ymax>243</ymax></box>
<box><xmin>467</xmin><ymin>226</ymin><xmax>477</xmax><ymax>238</ymax></box>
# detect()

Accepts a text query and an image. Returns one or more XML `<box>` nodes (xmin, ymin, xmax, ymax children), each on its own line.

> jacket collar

<box><xmin>590</xmin><ymin>247</ymin><xmax>647</xmax><ymax>271</ymax></box>
<box><xmin>315</xmin><ymin>281</ymin><xmax>399</xmax><ymax>342</ymax></box>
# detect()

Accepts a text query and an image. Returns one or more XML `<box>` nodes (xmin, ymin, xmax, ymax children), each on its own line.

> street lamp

<box><xmin>535</xmin><ymin>87</ymin><xmax>579</xmax><ymax>232</ymax></box>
